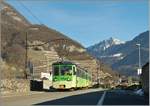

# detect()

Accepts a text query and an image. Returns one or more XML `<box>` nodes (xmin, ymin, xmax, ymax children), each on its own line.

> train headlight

<box><xmin>53</xmin><ymin>78</ymin><xmax>57</xmax><ymax>81</ymax></box>
<box><xmin>67</xmin><ymin>78</ymin><xmax>71</xmax><ymax>81</ymax></box>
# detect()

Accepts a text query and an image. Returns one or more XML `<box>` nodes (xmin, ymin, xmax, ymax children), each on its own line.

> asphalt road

<box><xmin>103</xmin><ymin>90</ymin><xmax>149</xmax><ymax>105</ymax></box>
<box><xmin>1</xmin><ymin>88</ymin><xmax>149</xmax><ymax>106</ymax></box>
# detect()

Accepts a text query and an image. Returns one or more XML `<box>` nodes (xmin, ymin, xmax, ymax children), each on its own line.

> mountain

<box><xmin>1</xmin><ymin>1</ymin><xmax>119</xmax><ymax>84</ymax></box>
<box><xmin>87</xmin><ymin>37</ymin><xmax>125</xmax><ymax>56</ymax></box>
<box><xmin>87</xmin><ymin>37</ymin><xmax>125</xmax><ymax>65</ymax></box>
<box><xmin>87</xmin><ymin>31</ymin><xmax>149</xmax><ymax>76</ymax></box>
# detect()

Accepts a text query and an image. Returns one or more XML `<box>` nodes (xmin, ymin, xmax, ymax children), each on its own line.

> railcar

<box><xmin>52</xmin><ymin>61</ymin><xmax>92</xmax><ymax>89</ymax></box>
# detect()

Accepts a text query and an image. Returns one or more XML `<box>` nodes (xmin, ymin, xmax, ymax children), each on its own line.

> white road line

<box><xmin>97</xmin><ymin>91</ymin><xmax>106</xmax><ymax>105</ymax></box>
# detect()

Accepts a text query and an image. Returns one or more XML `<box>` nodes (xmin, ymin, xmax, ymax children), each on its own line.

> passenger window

<box><xmin>77</xmin><ymin>69</ymin><xmax>79</xmax><ymax>76</ymax></box>
<box><xmin>73</xmin><ymin>67</ymin><xmax>76</xmax><ymax>75</ymax></box>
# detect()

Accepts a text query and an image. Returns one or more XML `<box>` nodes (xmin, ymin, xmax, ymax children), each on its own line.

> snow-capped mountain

<box><xmin>108</xmin><ymin>37</ymin><xmax>125</xmax><ymax>45</ymax></box>
<box><xmin>87</xmin><ymin>37</ymin><xmax>125</xmax><ymax>57</ymax></box>
<box><xmin>87</xmin><ymin>31</ymin><xmax>149</xmax><ymax>76</ymax></box>
<box><xmin>100</xmin><ymin>37</ymin><xmax>125</xmax><ymax>50</ymax></box>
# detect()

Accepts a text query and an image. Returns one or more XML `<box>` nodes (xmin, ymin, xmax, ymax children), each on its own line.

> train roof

<box><xmin>52</xmin><ymin>61</ymin><xmax>76</xmax><ymax>65</ymax></box>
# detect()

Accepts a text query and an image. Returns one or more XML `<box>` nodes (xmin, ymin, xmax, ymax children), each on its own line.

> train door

<box><xmin>73</xmin><ymin>66</ymin><xmax>77</xmax><ymax>88</ymax></box>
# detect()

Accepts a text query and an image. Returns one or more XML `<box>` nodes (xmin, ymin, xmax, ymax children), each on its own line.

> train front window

<box><xmin>60</xmin><ymin>65</ymin><xmax>72</xmax><ymax>76</ymax></box>
<box><xmin>53</xmin><ymin>66</ymin><xmax>59</xmax><ymax>75</ymax></box>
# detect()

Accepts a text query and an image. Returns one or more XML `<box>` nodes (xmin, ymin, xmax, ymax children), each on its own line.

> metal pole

<box><xmin>24</xmin><ymin>27</ymin><xmax>39</xmax><ymax>79</ymax></box>
<box><xmin>46</xmin><ymin>55</ymin><xmax>49</xmax><ymax>73</ymax></box>
<box><xmin>96</xmin><ymin>61</ymin><xmax>99</xmax><ymax>85</ymax></box>
<box><xmin>0</xmin><ymin>1</ymin><xmax>3</xmax><ymax>106</ymax></box>
<box><xmin>136</xmin><ymin>44</ymin><xmax>142</xmax><ymax>75</ymax></box>
<box><xmin>97</xmin><ymin>67</ymin><xmax>98</xmax><ymax>84</ymax></box>
<box><xmin>139</xmin><ymin>45</ymin><xmax>141</xmax><ymax>69</ymax></box>
<box><xmin>47</xmin><ymin>56</ymin><xmax>49</xmax><ymax>73</ymax></box>
<box><xmin>99</xmin><ymin>62</ymin><xmax>100</xmax><ymax>84</ymax></box>
<box><xmin>0</xmin><ymin>2</ymin><xmax>1</xmax><ymax>62</ymax></box>
<box><xmin>25</xmin><ymin>31</ymin><xmax>28</xmax><ymax>79</ymax></box>
<box><xmin>32</xmin><ymin>64</ymin><xmax>34</xmax><ymax>80</ymax></box>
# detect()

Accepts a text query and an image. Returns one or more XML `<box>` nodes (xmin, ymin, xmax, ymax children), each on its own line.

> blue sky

<box><xmin>6</xmin><ymin>0</ymin><xmax>149</xmax><ymax>47</ymax></box>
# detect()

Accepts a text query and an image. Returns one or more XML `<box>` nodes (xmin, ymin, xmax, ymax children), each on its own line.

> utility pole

<box><xmin>0</xmin><ymin>0</ymin><xmax>3</xmax><ymax>62</ymax></box>
<box><xmin>97</xmin><ymin>67</ymin><xmax>98</xmax><ymax>84</ymax></box>
<box><xmin>99</xmin><ymin>62</ymin><xmax>101</xmax><ymax>85</ymax></box>
<box><xmin>0</xmin><ymin>3</ymin><xmax>3</xmax><ymax>106</ymax></box>
<box><xmin>25</xmin><ymin>31</ymin><xmax>28</xmax><ymax>79</ymax></box>
<box><xmin>96</xmin><ymin>61</ymin><xmax>99</xmax><ymax>85</ymax></box>
<box><xmin>25</xmin><ymin>27</ymin><xmax>39</xmax><ymax>79</ymax></box>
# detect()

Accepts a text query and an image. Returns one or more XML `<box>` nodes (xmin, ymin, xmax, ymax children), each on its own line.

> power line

<box><xmin>18</xmin><ymin>0</ymin><xmax>43</xmax><ymax>25</ymax></box>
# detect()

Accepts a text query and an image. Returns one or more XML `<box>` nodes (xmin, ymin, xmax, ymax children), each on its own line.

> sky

<box><xmin>6</xmin><ymin>0</ymin><xmax>149</xmax><ymax>47</ymax></box>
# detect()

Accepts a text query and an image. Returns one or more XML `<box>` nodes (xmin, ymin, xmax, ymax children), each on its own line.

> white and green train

<box><xmin>52</xmin><ymin>61</ymin><xmax>92</xmax><ymax>89</ymax></box>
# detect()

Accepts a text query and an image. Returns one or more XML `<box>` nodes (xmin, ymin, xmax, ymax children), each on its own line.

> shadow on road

<box><xmin>103</xmin><ymin>89</ymin><xmax>149</xmax><ymax>105</ymax></box>
<box><xmin>34</xmin><ymin>90</ymin><xmax>104</xmax><ymax>105</ymax></box>
<box><xmin>34</xmin><ymin>89</ymin><xmax>149</xmax><ymax>105</ymax></box>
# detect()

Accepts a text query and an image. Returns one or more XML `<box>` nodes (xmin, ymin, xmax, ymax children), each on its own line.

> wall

<box><xmin>141</xmin><ymin>62</ymin><xmax>149</xmax><ymax>95</ymax></box>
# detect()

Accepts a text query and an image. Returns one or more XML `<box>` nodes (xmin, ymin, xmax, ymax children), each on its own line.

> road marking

<box><xmin>97</xmin><ymin>91</ymin><xmax>106</xmax><ymax>105</ymax></box>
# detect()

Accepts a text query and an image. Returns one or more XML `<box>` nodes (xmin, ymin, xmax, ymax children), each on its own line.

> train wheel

<box><xmin>85</xmin><ymin>86</ymin><xmax>89</xmax><ymax>89</ymax></box>
<box><xmin>70</xmin><ymin>88</ymin><xmax>75</xmax><ymax>91</ymax></box>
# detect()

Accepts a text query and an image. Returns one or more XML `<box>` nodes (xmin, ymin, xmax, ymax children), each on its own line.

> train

<box><xmin>52</xmin><ymin>61</ymin><xmax>92</xmax><ymax>89</ymax></box>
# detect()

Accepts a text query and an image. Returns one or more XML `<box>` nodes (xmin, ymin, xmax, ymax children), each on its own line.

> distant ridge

<box><xmin>87</xmin><ymin>31</ymin><xmax>149</xmax><ymax>76</ymax></box>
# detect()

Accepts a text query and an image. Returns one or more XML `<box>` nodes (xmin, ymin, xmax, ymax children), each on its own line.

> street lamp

<box><xmin>136</xmin><ymin>43</ymin><xmax>142</xmax><ymax>75</ymax></box>
<box><xmin>25</xmin><ymin>27</ymin><xmax>39</xmax><ymax>79</ymax></box>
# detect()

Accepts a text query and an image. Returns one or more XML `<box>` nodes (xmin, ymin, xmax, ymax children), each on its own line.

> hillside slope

<box><xmin>1</xmin><ymin>1</ymin><xmax>118</xmax><ymax>85</ymax></box>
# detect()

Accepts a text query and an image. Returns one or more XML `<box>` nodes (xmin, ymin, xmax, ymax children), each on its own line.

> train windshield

<box><xmin>53</xmin><ymin>66</ymin><xmax>59</xmax><ymax>75</ymax></box>
<box><xmin>60</xmin><ymin>65</ymin><xmax>72</xmax><ymax>76</ymax></box>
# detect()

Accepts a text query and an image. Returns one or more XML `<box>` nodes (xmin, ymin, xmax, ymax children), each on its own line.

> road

<box><xmin>1</xmin><ymin>88</ymin><xmax>149</xmax><ymax>106</ymax></box>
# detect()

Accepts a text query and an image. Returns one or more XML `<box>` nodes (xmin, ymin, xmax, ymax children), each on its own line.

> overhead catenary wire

<box><xmin>16</xmin><ymin>0</ymin><xmax>76</xmax><ymax>50</ymax></box>
<box><xmin>17</xmin><ymin>1</ymin><xmax>71</xmax><ymax>47</ymax></box>
<box><xmin>16</xmin><ymin>1</ymin><xmax>87</xmax><ymax>73</ymax></box>
<box><xmin>18</xmin><ymin>0</ymin><xmax>43</xmax><ymax>25</ymax></box>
